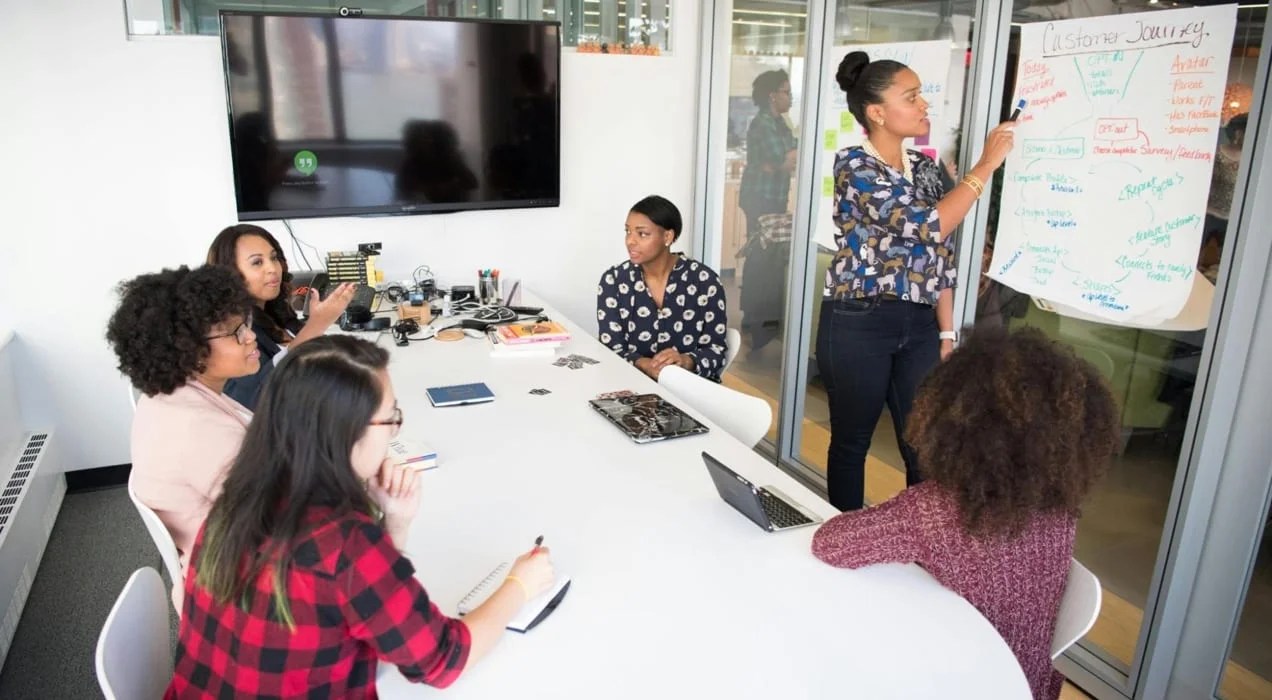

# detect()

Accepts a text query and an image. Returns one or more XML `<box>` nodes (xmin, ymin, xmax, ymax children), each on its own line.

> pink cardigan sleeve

<box><xmin>810</xmin><ymin>484</ymin><xmax>927</xmax><ymax>568</ymax></box>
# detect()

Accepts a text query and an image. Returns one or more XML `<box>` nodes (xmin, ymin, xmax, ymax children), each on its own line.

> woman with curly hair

<box><xmin>207</xmin><ymin>224</ymin><xmax>355</xmax><ymax>409</ymax></box>
<box><xmin>106</xmin><ymin>265</ymin><xmax>260</xmax><ymax>581</ymax></box>
<box><xmin>810</xmin><ymin>327</ymin><xmax>1119</xmax><ymax>700</ymax></box>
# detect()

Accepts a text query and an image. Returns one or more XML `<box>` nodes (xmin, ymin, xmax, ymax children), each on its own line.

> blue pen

<box><xmin>1009</xmin><ymin>98</ymin><xmax>1027</xmax><ymax>121</ymax></box>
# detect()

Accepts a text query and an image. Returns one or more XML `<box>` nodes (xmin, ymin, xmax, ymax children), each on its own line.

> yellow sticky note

<box><xmin>824</xmin><ymin>129</ymin><xmax>837</xmax><ymax>151</ymax></box>
<box><xmin>822</xmin><ymin>176</ymin><xmax>834</xmax><ymax>198</ymax></box>
<box><xmin>840</xmin><ymin>111</ymin><xmax>855</xmax><ymax>131</ymax></box>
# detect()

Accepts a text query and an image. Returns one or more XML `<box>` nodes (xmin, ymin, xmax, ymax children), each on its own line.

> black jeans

<box><xmin>815</xmin><ymin>296</ymin><xmax>940</xmax><ymax>511</ymax></box>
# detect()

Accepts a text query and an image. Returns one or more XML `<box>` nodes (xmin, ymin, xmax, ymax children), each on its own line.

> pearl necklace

<box><xmin>862</xmin><ymin>138</ymin><xmax>912</xmax><ymax>183</ymax></box>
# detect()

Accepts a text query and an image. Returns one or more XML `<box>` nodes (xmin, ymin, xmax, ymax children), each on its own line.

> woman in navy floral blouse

<box><xmin>816</xmin><ymin>51</ymin><xmax>1016</xmax><ymax>511</ymax></box>
<box><xmin>597</xmin><ymin>195</ymin><xmax>729</xmax><ymax>382</ymax></box>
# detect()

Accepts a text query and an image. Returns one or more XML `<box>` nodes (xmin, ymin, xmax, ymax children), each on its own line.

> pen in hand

<box><xmin>532</xmin><ymin>535</ymin><xmax>544</xmax><ymax>556</ymax></box>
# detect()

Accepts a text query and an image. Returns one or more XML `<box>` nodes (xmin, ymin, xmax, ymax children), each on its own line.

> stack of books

<box><xmin>488</xmin><ymin>320</ymin><xmax>570</xmax><ymax>357</ymax></box>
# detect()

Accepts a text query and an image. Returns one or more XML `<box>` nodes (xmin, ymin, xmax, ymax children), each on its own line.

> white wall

<box><xmin>0</xmin><ymin>0</ymin><xmax>701</xmax><ymax>471</ymax></box>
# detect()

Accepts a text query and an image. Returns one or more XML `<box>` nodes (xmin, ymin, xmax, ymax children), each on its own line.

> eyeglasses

<box><xmin>206</xmin><ymin>315</ymin><xmax>254</xmax><ymax>345</ymax></box>
<box><xmin>369</xmin><ymin>407</ymin><xmax>404</xmax><ymax>437</ymax></box>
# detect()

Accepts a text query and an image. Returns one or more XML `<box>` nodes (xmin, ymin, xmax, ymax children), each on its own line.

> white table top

<box><xmin>374</xmin><ymin>298</ymin><xmax>1031</xmax><ymax>699</ymax></box>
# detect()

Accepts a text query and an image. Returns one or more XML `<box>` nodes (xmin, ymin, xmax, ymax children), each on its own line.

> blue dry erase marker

<box><xmin>1009</xmin><ymin>98</ymin><xmax>1027</xmax><ymax>121</ymax></box>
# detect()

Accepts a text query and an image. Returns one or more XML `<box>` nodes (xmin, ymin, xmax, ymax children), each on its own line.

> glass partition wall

<box><xmin>696</xmin><ymin>1</ymin><xmax>1271</xmax><ymax>698</ymax></box>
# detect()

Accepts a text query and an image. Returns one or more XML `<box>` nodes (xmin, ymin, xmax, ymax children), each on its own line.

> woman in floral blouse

<box><xmin>597</xmin><ymin>195</ymin><xmax>729</xmax><ymax>382</ymax></box>
<box><xmin>817</xmin><ymin>51</ymin><xmax>1016</xmax><ymax>511</ymax></box>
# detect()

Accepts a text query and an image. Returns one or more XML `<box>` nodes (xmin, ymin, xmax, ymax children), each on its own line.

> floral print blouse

<box><xmin>823</xmin><ymin>146</ymin><xmax>957</xmax><ymax>306</ymax></box>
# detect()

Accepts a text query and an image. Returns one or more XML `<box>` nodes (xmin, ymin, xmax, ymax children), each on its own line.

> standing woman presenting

<box><xmin>817</xmin><ymin>51</ymin><xmax>1016</xmax><ymax>511</ymax></box>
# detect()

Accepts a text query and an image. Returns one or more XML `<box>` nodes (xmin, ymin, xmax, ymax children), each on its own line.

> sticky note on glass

<box><xmin>823</xmin><ymin>176</ymin><xmax>834</xmax><ymax>198</ymax></box>
<box><xmin>824</xmin><ymin>129</ymin><xmax>837</xmax><ymax>151</ymax></box>
<box><xmin>840</xmin><ymin>112</ymin><xmax>855</xmax><ymax>131</ymax></box>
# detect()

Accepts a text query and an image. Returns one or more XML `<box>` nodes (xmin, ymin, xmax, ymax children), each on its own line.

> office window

<box><xmin>123</xmin><ymin>0</ymin><xmax>673</xmax><ymax>52</ymax></box>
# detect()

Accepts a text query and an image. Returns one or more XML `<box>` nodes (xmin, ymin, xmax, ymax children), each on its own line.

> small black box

<box><xmin>451</xmin><ymin>285</ymin><xmax>476</xmax><ymax>303</ymax></box>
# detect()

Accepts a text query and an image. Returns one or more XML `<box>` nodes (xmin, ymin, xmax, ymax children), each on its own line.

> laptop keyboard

<box><xmin>759</xmin><ymin>489</ymin><xmax>813</xmax><ymax>529</ymax></box>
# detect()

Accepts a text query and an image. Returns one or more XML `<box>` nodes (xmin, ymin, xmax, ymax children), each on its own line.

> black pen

<box><xmin>531</xmin><ymin>535</ymin><xmax>544</xmax><ymax>556</ymax></box>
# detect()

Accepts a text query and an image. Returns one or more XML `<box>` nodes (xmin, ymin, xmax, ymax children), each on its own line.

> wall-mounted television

<box><xmin>219</xmin><ymin>12</ymin><xmax>560</xmax><ymax>220</ymax></box>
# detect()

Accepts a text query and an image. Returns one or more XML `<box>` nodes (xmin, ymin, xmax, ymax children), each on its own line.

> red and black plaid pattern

<box><xmin>167</xmin><ymin>508</ymin><xmax>471</xmax><ymax>698</ymax></box>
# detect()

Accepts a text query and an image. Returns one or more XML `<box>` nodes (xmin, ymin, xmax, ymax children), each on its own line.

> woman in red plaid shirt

<box><xmin>167</xmin><ymin>336</ymin><xmax>555</xmax><ymax>698</ymax></box>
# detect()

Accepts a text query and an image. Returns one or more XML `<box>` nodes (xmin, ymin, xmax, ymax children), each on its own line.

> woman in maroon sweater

<box><xmin>812</xmin><ymin>326</ymin><xmax>1119</xmax><ymax>700</ymax></box>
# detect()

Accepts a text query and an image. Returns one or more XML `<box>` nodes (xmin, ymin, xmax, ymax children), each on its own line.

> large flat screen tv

<box><xmin>220</xmin><ymin>12</ymin><xmax>560</xmax><ymax>220</ymax></box>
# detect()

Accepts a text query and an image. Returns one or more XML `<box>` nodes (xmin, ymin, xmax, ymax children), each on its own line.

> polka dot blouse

<box><xmin>596</xmin><ymin>257</ymin><xmax>729</xmax><ymax>382</ymax></box>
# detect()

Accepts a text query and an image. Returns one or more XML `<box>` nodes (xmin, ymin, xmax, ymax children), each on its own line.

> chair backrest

<box><xmin>128</xmin><ymin>484</ymin><xmax>185</xmax><ymax>592</ymax></box>
<box><xmin>724</xmin><ymin>328</ymin><xmax>742</xmax><ymax>371</ymax></box>
<box><xmin>128</xmin><ymin>383</ymin><xmax>141</xmax><ymax>412</ymax></box>
<box><xmin>96</xmin><ymin>567</ymin><xmax>174</xmax><ymax>700</ymax></box>
<box><xmin>1051</xmin><ymin>558</ymin><xmax>1102</xmax><ymax>659</ymax></box>
<box><xmin>658</xmin><ymin>365</ymin><xmax>771</xmax><ymax>447</ymax></box>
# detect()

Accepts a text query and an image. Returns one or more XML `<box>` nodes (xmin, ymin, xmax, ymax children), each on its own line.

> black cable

<box><xmin>282</xmin><ymin>219</ymin><xmax>323</xmax><ymax>271</ymax></box>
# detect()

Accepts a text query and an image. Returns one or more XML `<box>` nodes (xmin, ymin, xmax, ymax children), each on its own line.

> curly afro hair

<box><xmin>905</xmin><ymin>326</ymin><xmax>1120</xmax><ymax>538</ymax></box>
<box><xmin>106</xmin><ymin>265</ymin><xmax>253</xmax><ymax>397</ymax></box>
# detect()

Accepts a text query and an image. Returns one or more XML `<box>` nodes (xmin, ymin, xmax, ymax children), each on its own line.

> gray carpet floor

<box><xmin>0</xmin><ymin>485</ymin><xmax>177</xmax><ymax>699</ymax></box>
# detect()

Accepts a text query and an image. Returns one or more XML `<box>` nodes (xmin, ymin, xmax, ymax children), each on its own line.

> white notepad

<box><xmin>456</xmin><ymin>562</ymin><xmax>571</xmax><ymax>633</ymax></box>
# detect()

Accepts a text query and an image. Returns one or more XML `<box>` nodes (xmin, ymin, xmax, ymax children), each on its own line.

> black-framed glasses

<box><xmin>206</xmin><ymin>314</ymin><xmax>254</xmax><ymax>345</ymax></box>
<box><xmin>369</xmin><ymin>407</ymin><xmax>404</xmax><ymax>437</ymax></box>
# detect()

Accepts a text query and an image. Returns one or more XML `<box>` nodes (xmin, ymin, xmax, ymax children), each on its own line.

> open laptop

<box><xmin>702</xmin><ymin>452</ymin><xmax>823</xmax><ymax>532</ymax></box>
<box><xmin>588</xmin><ymin>394</ymin><xmax>708</xmax><ymax>444</ymax></box>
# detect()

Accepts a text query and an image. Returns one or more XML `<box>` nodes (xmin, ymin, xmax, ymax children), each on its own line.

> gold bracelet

<box><xmin>505</xmin><ymin>575</ymin><xmax>531</xmax><ymax>602</ymax></box>
<box><xmin>960</xmin><ymin>174</ymin><xmax>985</xmax><ymax>197</ymax></box>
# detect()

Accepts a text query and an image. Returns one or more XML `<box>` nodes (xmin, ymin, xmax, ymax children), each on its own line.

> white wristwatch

<box><xmin>939</xmin><ymin>330</ymin><xmax>958</xmax><ymax>342</ymax></box>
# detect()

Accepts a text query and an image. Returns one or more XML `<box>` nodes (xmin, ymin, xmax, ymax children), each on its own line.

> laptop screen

<box><xmin>702</xmin><ymin>452</ymin><xmax>771</xmax><ymax>530</ymax></box>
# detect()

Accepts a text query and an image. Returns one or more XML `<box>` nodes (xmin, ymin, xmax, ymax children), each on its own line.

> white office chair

<box><xmin>1051</xmin><ymin>558</ymin><xmax>1102</xmax><ymax>659</ymax></box>
<box><xmin>96</xmin><ymin>567</ymin><xmax>174</xmax><ymax>700</ymax></box>
<box><xmin>658</xmin><ymin>365</ymin><xmax>771</xmax><ymax>447</ymax></box>
<box><xmin>128</xmin><ymin>484</ymin><xmax>185</xmax><ymax>598</ymax></box>
<box><xmin>724</xmin><ymin>328</ymin><xmax>742</xmax><ymax>371</ymax></box>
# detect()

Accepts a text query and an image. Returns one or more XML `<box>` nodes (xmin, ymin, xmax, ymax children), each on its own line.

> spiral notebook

<box><xmin>456</xmin><ymin>562</ymin><xmax>571</xmax><ymax>633</ymax></box>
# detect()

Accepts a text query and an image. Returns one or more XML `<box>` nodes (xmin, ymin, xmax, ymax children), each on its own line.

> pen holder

<box><xmin>479</xmin><ymin>276</ymin><xmax>500</xmax><ymax>306</ymax></box>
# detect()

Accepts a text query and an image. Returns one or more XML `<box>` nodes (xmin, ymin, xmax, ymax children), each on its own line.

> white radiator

<box><xmin>0</xmin><ymin>430</ymin><xmax>66</xmax><ymax>672</ymax></box>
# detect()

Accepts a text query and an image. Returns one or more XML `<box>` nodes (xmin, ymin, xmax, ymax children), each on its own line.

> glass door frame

<box><xmin>1152</xmin><ymin>13</ymin><xmax>1272</xmax><ymax>699</ymax></box>
<box><xmin>693</xmin><ymin>2</ymin><xmax>1272</xmax><ymax>697</ymax></box>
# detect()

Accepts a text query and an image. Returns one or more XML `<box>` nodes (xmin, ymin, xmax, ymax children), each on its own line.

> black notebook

<box><xmin>456</xmin><ymin>563</ymin><xmax>571</xmax><ymax>633</ymax></box>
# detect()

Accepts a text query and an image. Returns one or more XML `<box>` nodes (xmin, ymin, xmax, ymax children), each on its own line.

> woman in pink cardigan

<box><xmin>107</xmin><ymin>265</ymin><xmax>261</xmax><ymax>572</ymax></box>
<box><xmin>811</xmin><ymin>327</ymin><xmax>1119</xmax><ymax>700</ymax></box>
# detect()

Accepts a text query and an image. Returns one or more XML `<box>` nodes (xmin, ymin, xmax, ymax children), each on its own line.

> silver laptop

<box><xmin>702</xmin><ymin>452</ymin><xmax>823</xmax><ymax>532</ymax></box>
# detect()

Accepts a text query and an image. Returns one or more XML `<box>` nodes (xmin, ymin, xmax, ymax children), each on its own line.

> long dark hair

<box><xmin>207</xmin><ymin>224</ymin><xmax>299</xmax><ymax>344</ymax></box>
<box><xmin>836</xmin><ymin>51</ymin><xmax>908</xmax><ymax>134</ymax></box>
<box><xmin>195</xmin><ymin>335</ymin><xmax>390</xmax><ymax>627</ymax></box>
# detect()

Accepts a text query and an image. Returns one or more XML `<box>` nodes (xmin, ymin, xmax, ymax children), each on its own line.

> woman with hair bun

<box><xmin>817</xmin><ymin>51</ymin><xmax>1017</xmax><ymax>511</ymax></box>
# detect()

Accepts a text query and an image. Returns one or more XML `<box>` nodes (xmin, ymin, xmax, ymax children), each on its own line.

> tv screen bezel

<box><xmin>218</xmin><ymin>9</ymin><xmax>563</xmax><ymax>221</ymax></box>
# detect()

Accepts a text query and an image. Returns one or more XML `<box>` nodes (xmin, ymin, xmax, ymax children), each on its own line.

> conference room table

<box><xmin>373</xmin><ymin>295</ymin><xmax>1031</xmax><ymax>699</ymax></box>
